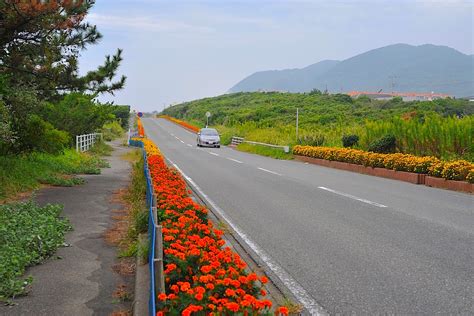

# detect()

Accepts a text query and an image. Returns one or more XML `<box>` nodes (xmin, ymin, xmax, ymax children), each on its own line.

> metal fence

<box><xmin>75</xmin><ymin>133</ymin><xmax>102</xmax><ymax>152</ymax></box>
<box><xmin>231</xmin><ymin>136</ymin><xmax>290</xmax><ymax>153</ymax></box>
<box><xmin>129</xmin><ymin>138</ymin><xmax>165</xmax><ymax>316</ymax></box>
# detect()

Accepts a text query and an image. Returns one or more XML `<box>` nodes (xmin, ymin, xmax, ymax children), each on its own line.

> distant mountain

<box><xmin>229</xmin><ymin>44</ymin><xmax>474</xmax><ymax>97</ymax></box>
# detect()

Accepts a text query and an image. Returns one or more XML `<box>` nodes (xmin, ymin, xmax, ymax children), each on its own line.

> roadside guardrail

<box><xmin>75</xmin><ymin>133</ymin><xmax>102</xmax><ymax>152</ymax></box>
<box><xmin>128</xmin><ymin>137</ymin><xmax>165</xmax><ymax>316</ymax></box>
<box><xmin>230</xmin><ymin>136</ymin><xmax>244</xmax><ymax>146</ymax></box>
<box><xmin>231</xmin><ymin>136</ymin><xmax>290</xmax><ymax>153</ymax></box>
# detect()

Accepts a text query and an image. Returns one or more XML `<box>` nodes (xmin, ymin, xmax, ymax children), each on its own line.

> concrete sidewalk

<box><xmin>0</xmin><ymin>140</ymin><xmax>134</xmax><ymax>316</ymax></box>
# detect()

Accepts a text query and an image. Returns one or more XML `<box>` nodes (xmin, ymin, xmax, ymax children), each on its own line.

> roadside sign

<box><xmin>137</xmin><ymin>112</ymin><xmax>143</xmax><ymax>117</ymax></box>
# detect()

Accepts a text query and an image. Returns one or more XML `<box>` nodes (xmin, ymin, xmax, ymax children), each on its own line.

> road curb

<box><xmin>133</xmin><ymin>234</ymin><xmax>149</xmax><ymax>316</ymax></box>
<box><xmin>295</xmin><ymin>155</ymin><xmax>473</xmax><ymax>194</ymax></box>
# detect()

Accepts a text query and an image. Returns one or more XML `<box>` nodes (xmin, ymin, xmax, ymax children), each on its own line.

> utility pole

<box><xmin>389</xmin><ymin>75</ymin><xmax>397</xmax><ymax>94</ymax></box>
<box><xmin>296</xmin><ymin>108</ymin><xmax>299</xmax><ymax>143</ymax></box>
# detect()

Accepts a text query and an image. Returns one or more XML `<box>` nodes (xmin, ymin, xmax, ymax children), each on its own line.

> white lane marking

<box><xmin>209</xmin><ymin>152</ymin><xmax>219</xmax><ymax>156</ymax></box>
<box><xmin>180</xmin><ymin>140</ymin><xmax>185</xmax><ymax>144</ymax></box>
<box><xmin>318</xmin><ymin>186</ymin><xmax>387</xmax><ymax>208</ymax></box>
<box><xmin>166</xmin><ymin>158</ymin><xmax>325</xmax><ymax>316</ymax></box>
<box><xmin>258</xmin><ymin>167</ymin><xmax>282</xmax><ymax>176</ymax></box>
<box><xmin>170</xmin><ymin>133</ymin><xmax>175</xmax><ymax>136</ymax></box>
<box><xmin>187</xmin><ymin>144</ymin><xmax>193</xmax><ymax>147</ymax></box>
<box><xmin>227</xmin><ymin>157</ymin><xmax>243</xmax><ymax>164</ymax></box>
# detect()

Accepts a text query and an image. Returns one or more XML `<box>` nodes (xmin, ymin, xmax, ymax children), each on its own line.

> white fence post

<box><xmin>75</xmin><ymin>133</ymin><xmax>102</xmax><ymax>152</ymax></box>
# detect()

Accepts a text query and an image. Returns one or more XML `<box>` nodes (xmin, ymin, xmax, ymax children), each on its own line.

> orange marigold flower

<box><xmin>276</xmin><ymin>306</ymin><xmax>289</xmax><ymax>315</ymax></box>
<box><xmin>195</xmin><ymin>293</ymin><xmax>204</xmax><ymax>301</ymax></box>
<box><xmin>208</xmin><ymin>303</ymin><xmax>216</xmax><ymax>310</ymax></box>
<box><xmin>225</xmin><ymin>288</ymin><xmax>235</xmax><ymax>297</ymax></box>
<box><xmin>260</xmin><ymin>276</ymin><xmax>269</xmax><ymax>284</ymax></box>
<box><xmin>157</xmin><ymin>293</ymin><xmax>167</xmax><ymax>301</ymax></box>
<box><xmin>225</xmin><ymin>302</ymin><xmax>240</xmax><ymax>312</ymax></box>
<box><xmin>180</xmin><ymin>282</ymin><xmax>191</xmax><ymax>292</ymax></box>
<box><xmin>206</xmin><ymin>283</ymin><xmax>215</xmax><ymax>290</ymax></box>
<box><xmin>164</xmin><ymin>235</ymin><xmax>175</xmax><ymax>241</ymax></box>
<box><xmin>171</xmin><ymin>284</ymin><xmax>179</xmax><ymax>293</ymax></box>
<box><xmin>201</xmin><ymin>265</ymin><xmax>212</xmax><ymax>273</ymax></box>
<box><xmin>195</xmin><ymin>286</ymin><xmax>206</xmax><ymax>294</ymax></box>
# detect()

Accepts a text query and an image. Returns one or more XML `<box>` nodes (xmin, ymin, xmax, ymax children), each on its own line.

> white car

<box><xmin>197</xmin><ymin>128</ymin><xmax>221</xmax><ymax>148</ymax></box>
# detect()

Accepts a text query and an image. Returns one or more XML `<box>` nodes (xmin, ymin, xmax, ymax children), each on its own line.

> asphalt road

<box><xmin>143</xmin><ymin>118</ymin><xmax>473</xmax><ymax>315</ymax></box>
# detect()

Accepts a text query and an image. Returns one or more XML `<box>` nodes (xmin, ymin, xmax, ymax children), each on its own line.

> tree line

<box><xmin>0</xmin><ymin>0</ymin><xmax>128</xmax><ymax>154</ymax></box>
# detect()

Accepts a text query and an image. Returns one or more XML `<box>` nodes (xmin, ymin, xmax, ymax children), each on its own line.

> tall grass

<box><xmin>213</xmin><ymin>114</ymin><xmax>472</xmax><ymax>161</ymax></box>
<box><xmin>360</xmin><ymin>115</ymin><xmax>473</xmax><ymax>159</ymax></box>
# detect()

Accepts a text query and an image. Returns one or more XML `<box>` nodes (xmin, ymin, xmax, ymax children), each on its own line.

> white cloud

<box><xmin>87</xmin><ymin>13</ymin><xmax>215</xmax><ymax>33</ymax></box>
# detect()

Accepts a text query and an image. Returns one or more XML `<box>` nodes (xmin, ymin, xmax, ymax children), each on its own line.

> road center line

<box><xmin>180</xmin><ymin>140</ymin><xmax>185</xmax><ymax>144</ymax></box>
<box><xmin>209</xmin><ymin>152</ymin><xmax>219</xmax><ymax>156</ymax></box>
<box><xmin>187</xmin><ymin>144</ymin><xmax>193</xmax><ymax>147</ymax></box>
<box><xmin>227</xmin><ymin>157</ymin><xmax>243</xmax><ymax>164</ymax></box>
<box><xmin>318</xmin><ymin>186</ymin><xmax>387</xmax><ymax>208</ymax></box>
<box><xmin>258</xmin><ymin>167</ymin><xmax>282</xmax><ymax>176</ymax></box>
<box><xmin>166</xmin><ymin>158</ymin><xmax>325</xmax><ymax>316</ymax></box>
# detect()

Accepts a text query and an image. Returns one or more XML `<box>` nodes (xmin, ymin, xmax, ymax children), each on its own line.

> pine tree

<box><xmin>0</xmin><ymin>0</ymin><xmax>126</xmax><ymax>98</ymax></box>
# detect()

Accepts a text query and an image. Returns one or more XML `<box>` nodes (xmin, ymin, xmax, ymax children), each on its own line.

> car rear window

<box><xmin>201</xmin><ymin>129</ymin><xmax>218</xmax><ymax>136</ymax></box>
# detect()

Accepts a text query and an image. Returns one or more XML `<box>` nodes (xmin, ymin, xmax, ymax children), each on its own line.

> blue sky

<box><xmin>79</xmin><ymin>0</ymin><xmax>473</xmax><ymax>111</ymax></box>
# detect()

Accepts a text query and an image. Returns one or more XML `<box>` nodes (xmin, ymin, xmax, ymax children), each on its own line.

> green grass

<box><xmin>118</xmin><ymin>149</ymin><xmax>148</xmax><ymax>260</ymax></box>
<box><xmin>0</xmin><ymin>200</ymin><xmax>72</xmax><ymax>301</ymax></box>
<box><xmin>89</xmin><ymin>140</ymin><xmax>113</xmax><ymax>156</ymax></box>
<box><xmin>0</xmin><ymin>149</ymin><xmax>109</xmax><ymax>201</ymax></box>
<box><xmin>38</xmin><ymin>175</ymin><xmax>85</xmax><ymax>187</ymax></box>
<box><xmin>236</xmin><ymin>143</ymin><xmax>293</xmax><ymax>160</ymax></box>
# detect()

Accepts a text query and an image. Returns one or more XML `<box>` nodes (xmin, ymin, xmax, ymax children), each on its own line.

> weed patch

<box><xmin>0</xmin><ymin>200</ymin><xmax>72</xmax><ymax>301</ymax></box>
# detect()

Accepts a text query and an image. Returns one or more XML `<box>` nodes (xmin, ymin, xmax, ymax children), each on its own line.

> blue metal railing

<box><xmin>129</xmin><ymin>138</ymin><xmax>157</xmax><ymax>316</ymax></box>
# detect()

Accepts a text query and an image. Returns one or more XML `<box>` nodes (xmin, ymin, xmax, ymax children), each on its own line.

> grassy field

<box><xmin>236</xmin><ymin>143</ymin><xmax>293</xmax><ymax>160</ymax></box>
<box><xmin>162</xmin><ymin>92</ymin><xmax>474</xmax><ymax>160</ymax></box>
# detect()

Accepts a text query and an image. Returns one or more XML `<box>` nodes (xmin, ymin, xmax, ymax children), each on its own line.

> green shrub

<box><xmin>102</xmin><ymin>121</ymin><xmax>124</xmax><ymax>141</ymax></box>
<box><xmin>342</xmin><ymin>134</ymin><xmax>359</xmax><ymax>148</ymax></box>
<box><xmin>0</xmin><ymin>201</ymin><xmax>72</xmax><ymax>301</ymax></box>
<box><xmin>368</xmin><ymin>134</ymin><xmax>396</xmax><ymax>153</ymax></box>
<box><xmin>13</xmin><ymin>115</ymin><xmax>69</xmax><ymax>154</ymax></box>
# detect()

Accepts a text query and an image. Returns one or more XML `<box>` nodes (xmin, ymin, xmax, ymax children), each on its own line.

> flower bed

<box><xmin>293</xmin><ymin>145</ymin><xmax>474</xmax><ymax>183</ymax></box>
<box><xmin>159</xmin><ymin>115</ymin><xmax>200</xmax><ymax>133</ymax></box>
<box><xmin>137</xmin><ymin>116</ymin><xmax>145</xmax><ymax>137</ymax></box>
<box><xmin>133</xmin><ymin>136</ymin><xmax>287</xmax><ymax>315</ymax></box>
